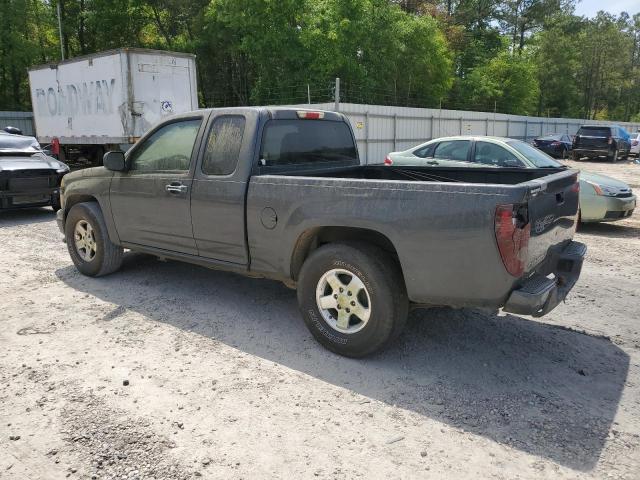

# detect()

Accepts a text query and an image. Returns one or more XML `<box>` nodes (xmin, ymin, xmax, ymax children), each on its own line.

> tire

<box><xmin>65</xmin><ymin>202</ymin><xmax>123</xmax><ymax>277</ymax></box>
<box><xmin>609</xmin><ymin>149</ymin><xmax>619</xmax><ymax>163</ymax></box>
<box><xmin>297</xmin><ymin>242</ymin><xmax>408</xmax><ymax>357</ymax></box>
<box><xmin>51</xmin><ymin>194</ymin><xmax>61</xmax><ymax>212</ymax></box>
<box><xmin>561</xmin><ymin>147</ymin><xmax>568</xmax><ymax>159</ymax></box>
<box><xmin>570</xmin><ymin>151</ymin><xmax>578</xmax><ymax>161</ymax></box>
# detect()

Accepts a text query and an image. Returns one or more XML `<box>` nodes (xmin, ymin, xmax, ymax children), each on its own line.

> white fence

<box><xmin>4</xmin><ymin>104</ymin><xmax>640</xmax><ymax>164</ymax></box>
<box><xmin>286</xmin><ymin>102</ymin><xmax>640</xmax><ymax>164</ymax></box>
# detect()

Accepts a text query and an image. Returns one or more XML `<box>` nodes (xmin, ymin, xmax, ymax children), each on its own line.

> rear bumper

<box><xmin>503</xmin><ymin>241</ymin><xmax>586</xmax><ymax>317</ymax></box>
<box><xmin>573</xmin><ymin>148</ymin><xmax>610</xmax><ymax>157</ymax></box>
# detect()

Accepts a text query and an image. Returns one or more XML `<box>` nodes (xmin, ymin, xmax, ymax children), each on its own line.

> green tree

<box><xmin>460</xmin><ymin>51</ymin><xmax>540</xmax><ymax>113</ymax></box>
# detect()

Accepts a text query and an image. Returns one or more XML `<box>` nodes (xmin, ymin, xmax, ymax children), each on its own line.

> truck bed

<box><xmin>247</xmin><ymin>165</ymin><xmax>580</xmax><ymax>309</ymax></box>
<box><xmin>272</xmin><ymin>164</ymin><xmax>567</xmax><ymax>185</ymax></box>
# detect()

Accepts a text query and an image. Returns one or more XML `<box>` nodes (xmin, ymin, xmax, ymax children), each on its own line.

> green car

<box><xmin>385</xmin><ymin>136</ymin><xmax>636</xmax><ymax>223</ymax></box>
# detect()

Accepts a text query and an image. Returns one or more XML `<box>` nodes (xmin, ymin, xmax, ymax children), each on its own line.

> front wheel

<box><xmin>51</xmin><ymin>194</ymin><xmax>61</xmax><ymax>212</ymax></box>
<box><xmin>297</xmin><ymin>242</ymin><xmax>408</xmax><ymax>357</ymax></box>
<box><xmin>65</xmin><ymin>202</ymin><xmax>123</xmax><ymax>277</ymax></box>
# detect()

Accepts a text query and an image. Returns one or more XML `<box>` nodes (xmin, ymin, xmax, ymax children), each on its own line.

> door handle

<box><xmin>166</xmin><ymin>183</ymin><xmax>188</xmax><ymax>194</ymax></box>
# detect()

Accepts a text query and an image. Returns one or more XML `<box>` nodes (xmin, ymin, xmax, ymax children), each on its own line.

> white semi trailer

<box><xmin>28</xmin><ymin>48</ymin><xmax>198</xmax><ymax>167</ymax></box>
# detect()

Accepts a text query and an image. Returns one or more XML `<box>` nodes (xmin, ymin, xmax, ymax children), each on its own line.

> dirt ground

<box><xmin>1</xmin><ymin>158</ymin><xmax>639</xmax><ymax>480</ymax></box>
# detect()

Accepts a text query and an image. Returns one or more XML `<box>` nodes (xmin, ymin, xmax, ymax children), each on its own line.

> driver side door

<box><xmin>110</xmin><ymin>116</ymin><xmax>204</xmax><ymax>255</ymax></box>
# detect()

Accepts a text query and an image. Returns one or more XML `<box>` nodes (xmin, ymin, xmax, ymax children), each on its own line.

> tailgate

<box><xmin>524</xmin><ymin>169</ymin><xmax>580</xmax><ymax>273</ymax></box>
<box><xmin>576</xmin><ymin>135</ymin><xmax>608</xmax><ymax>149</ymax></box>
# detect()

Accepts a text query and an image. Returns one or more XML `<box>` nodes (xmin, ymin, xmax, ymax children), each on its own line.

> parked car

<box><xmin>532</xmin><ymin>133</ymin><xmax>573</xmax><ymax>158</ymax></box>
<box><xmin>385</xmin><ymin>136</ymin><xmax>635</xmax><ymax>223</ymax></box>
<box><xmin>385</xmin><ymin>136</ymin><xmax>561</xmax><ymax>168</ymax></box>
<box><xmin>0</xmin><ymin>132</ymin><xmax>69</xmax><ymax>212</ymax></box>
<box><xmin>580</xmin><ymin>172</ymin><xmax>636</xmax><ymax>223</ymax></box>
<box><xmin>571</xmin><ymin>125</ymin><xmax>632</xmax><ymax>162</ymax></box>
<box><xmin>57</xmin><ymin>109</ymin><xmax>585</xmax><ymax>357</ymax></box>
<box><xmin>630</xmin><ymin>132</ymin><xmax>640</xmax><ymax>157</ymax></box>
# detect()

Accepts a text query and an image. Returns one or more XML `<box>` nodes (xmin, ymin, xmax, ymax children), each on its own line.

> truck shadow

<box><xmin>578</xmin><ymin>221</ymin><xmax>640</xmax><ymax>239</ymax></box>
<box><xmin>56</xmin><ymin>254</ymin><xmax>628</xmax><ymax>471</ymax></box>
<box><xmin>0</xmin><ymin>208</ymin><xmax>56</xmax><ymax>227</ymax></box>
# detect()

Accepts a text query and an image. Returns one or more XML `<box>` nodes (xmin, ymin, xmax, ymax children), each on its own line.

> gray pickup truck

<box><xmin>57</xmin><ymin>108</ymin><xmax>586</xmax><ymax>357</ymax></box>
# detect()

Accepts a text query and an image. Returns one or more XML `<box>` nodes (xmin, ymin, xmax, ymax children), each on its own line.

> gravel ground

<box><xmin>1</xmin><ymin>158</ymin><xmax>639</xmax><ymax>479</ymax></box>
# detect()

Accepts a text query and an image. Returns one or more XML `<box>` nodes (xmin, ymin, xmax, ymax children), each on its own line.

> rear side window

<box><xmin>577</xmin><ymin>126</ymin><xmax>611</xmax><ymax>137</ymax></box>
<box><xmin>260</xmin><ymin>120</ymin><xmax>357</xmax><ymax>166</ymax></box>
<box><xmin>433</xmin><ymin>140</ymin><xmax>470</xmax><ymax>162</ymax></box>
<box><xmin>202</xmin><ymin>115</ymin><xmax>245</xmax><ymax>175</ymax></box>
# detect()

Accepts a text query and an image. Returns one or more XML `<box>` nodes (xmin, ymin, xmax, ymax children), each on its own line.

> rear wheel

<box><xmin>561</xmin><ymin>147</ymin><xmax>568</xmax><ymax>159</ymax></box>
<box><xmin>65</xmin><ymin>202</ymin><xmax>123</xmax><ymax>277</ymax></box>
<box><xmin>609</xmin><ymin>149</ymin><xmax>619</xmax><ymax>163</ymax></box>
<box><xmin>297</xmin><ymin>242</ymin><xmax>408</xmax><ymax>357</ymax></box>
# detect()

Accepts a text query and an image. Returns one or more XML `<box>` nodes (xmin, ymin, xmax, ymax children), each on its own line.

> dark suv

<box><xmin>572</xmin><ymin>125</ymin><xmax>631</xmax><ymax>162</ymax></box>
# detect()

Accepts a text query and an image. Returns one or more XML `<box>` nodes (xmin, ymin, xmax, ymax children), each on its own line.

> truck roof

<box><xmin>28</xmin><ymin>48</ymin><xmax>196</xmax><ymax>72</ymax></box>
<box><xmin>169</xmin><ymin>107</ymin><xmax>348</xmax><ymax>123</ymax></box>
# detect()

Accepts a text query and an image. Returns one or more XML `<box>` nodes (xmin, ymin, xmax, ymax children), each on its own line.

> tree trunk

<box><xmin>150</xmin><ymin>5</ymin><xmax>173</xmax><ymax>48</ymax></box>
<box><xmin>79</xmin><ymin>0</ymin><xmax>87</xmax><ymax>54</ymax></box>
<box><xmin>60</xmin><ymin>0</ymin><xmax>70</xmax><ymax>60</ymax></box>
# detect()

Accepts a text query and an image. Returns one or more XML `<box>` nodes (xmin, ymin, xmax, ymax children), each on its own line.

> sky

<box><xmin>575</xmin><ymin>0</ymin><xmax>639</xmax><ymax>17</ymax></box>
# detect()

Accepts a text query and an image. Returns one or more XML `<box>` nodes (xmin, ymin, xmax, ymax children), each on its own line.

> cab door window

<box><xmin>474</xmin><ymin>141</ymin><xmax>524</xmax><ymax>167</ymax></box>
<box><xmin>129</xmin><ymin>119</ymin><xmax>202</xmax><ymax>172</ymax></box>
<box><xmin>433</xmin><ymin>140</ymin><xmax>471</xmax><ymax>162</ymax></box>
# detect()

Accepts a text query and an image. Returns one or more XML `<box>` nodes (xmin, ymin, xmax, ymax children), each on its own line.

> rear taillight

<box><xmin>608</xmin><ymin>136</ymin><xmax>613</xmax><ymax>145</ymax></box>
<box><xmin>551</xmin><ymin>141</ymin><xmax>561</xmax><ymax>146</ymax></box>
<box><xmin>384</xmin><ymin>156</ymin><xmax>393</xmax><ymax>166</ymax></box>
<box><xmin>571</xmin><ymin>182</ymin><xmax>580</xmax><ymax>193</ymax></box>
<box><xmin>51</xmin><ymin>137</ymin><xmax>60</xmax><ymax>156</ymax></box>
<box><xmin>495</xmin><ymin>204</ymin><xmax>530</xmax><ymax>277</ymax></box>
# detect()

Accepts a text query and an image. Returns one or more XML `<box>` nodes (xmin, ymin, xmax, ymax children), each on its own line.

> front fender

<box><xmin>61</xmin><ymin>168</ymin><xmax>120</xmax><ymax>245</ymax></box>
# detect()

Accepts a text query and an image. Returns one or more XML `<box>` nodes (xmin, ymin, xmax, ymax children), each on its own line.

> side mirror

<box><xmin>103</xmin><ymin>151</ymin><xmax>126</xmax><ymax>171</ymax></box>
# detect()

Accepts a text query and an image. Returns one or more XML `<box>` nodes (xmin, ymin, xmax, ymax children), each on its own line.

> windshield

<box><xmin>0</xmin><ymin>133</ymin><xmax>41</xmax><ymax>151</ymax></box>
<box><xmin>507</xmin><ymin>140</ymin><xmax>563</xmax><ymax>168</ymax></box>
<box><xmin>577</xmin><ymin>126</ymin><xmax>610</xmax><ymax>137</ymax></box>
<box><xmin>260</xmin><ymin>119</ymin><xmax>357</xmax><ymax>166</ymax></box>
